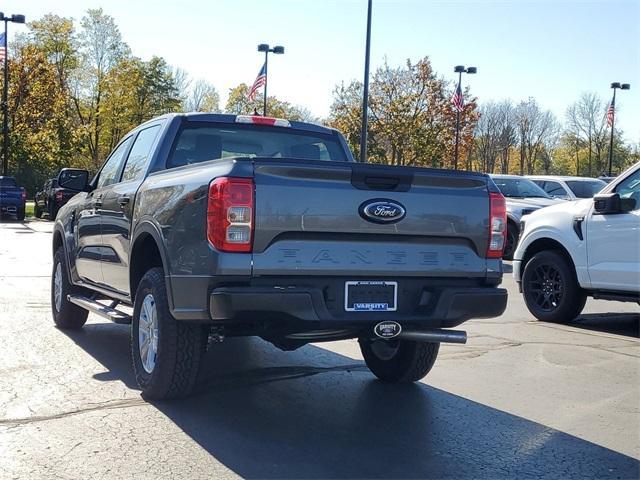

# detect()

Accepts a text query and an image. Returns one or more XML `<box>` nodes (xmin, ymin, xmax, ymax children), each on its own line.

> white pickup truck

<box><xmin>514</xmin><ymin>162</ymin><xmax>640</xmax><ymax>322</ymax></box>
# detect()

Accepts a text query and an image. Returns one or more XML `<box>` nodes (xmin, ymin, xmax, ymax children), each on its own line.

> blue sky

<box><xmin>8</xmin><ymin>0</ymin><xmax>640</xmax><ymax>142</ymax></box>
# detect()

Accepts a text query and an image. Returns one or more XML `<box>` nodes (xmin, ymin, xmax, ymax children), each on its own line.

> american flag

<box><xmin>0</xmin><ymin>32</ymin><xmax>6</xmax><ymax>63</ymax></box>
<box><xmin>451</xmin><ymin>83</ymin><xmax>464</xmax><ymax>112</ymax></box>
<box><xmin>606</xmin><ymin>98</ymin><xmax>615</xmax><ymax>127</ymax></box>
<box><xmin>247</xmin><ymin>63</ymin><xmax>266</xmax><ymax>102</ymax></box>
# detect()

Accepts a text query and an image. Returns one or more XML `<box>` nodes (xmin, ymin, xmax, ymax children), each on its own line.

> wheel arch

<box><xmin>520</xmin><ymin>237</ymin><xmax>577</xmax><ymax>280</ymax></box>
<box><xmin>129</xmin><ymin>221</ymin><xmax>173</xmax><ymax>307</ymax></box>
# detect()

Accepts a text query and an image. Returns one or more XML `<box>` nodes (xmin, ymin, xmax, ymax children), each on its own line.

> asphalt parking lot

<box><xmin>0</xmin><ymin>219</ymin><xmax>638</xmax><ymax>479</ymax></box>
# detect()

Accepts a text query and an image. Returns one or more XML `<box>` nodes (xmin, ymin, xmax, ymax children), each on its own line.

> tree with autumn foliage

<box><xmin>225</xmin><ymin>83</ymin><xmax>315</xmax><ymax>122</ymax></box>
<box><xmin>329</xmin><ymin>57</ymin><xmax>478</xmax><ymax>168</ymax></box>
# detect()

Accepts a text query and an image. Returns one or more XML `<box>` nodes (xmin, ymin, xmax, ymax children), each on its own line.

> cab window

<box><xmin>121</xmin><ymin>125</ymin><xmax>161</xmax><ymax>183</ymax></box>
<box><xmin>97</xmin><ymin>137</ymin><xmax>133</xmax><ymax>189</ymax></box>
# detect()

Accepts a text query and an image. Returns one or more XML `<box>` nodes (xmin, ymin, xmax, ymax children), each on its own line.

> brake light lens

<box><xmin>487</xmin><ymin>191</ymin><xmax>507</xmax><ymax>258</ymax></box>
<box><xmin>55</xmin><ymin>191</ymin><xmax>63</xmax><ymax>201</ymax></box>
<box><xmin>235</xmin><ymin>115</ymin><xmax>291</xmax><ymax>127</ymax></box>
<box><xmin>207</xmin><ymin>177</ymin><xmax>254</xmax><ymax>252</ymax></box>
<box><xmin>21</xmin><ymin>189</ymin><xmax>26</xmax><ymax>201</ymax></box>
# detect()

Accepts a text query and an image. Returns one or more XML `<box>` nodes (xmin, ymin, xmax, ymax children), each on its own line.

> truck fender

<box><xmin>130</xmin><ymin>219</ymin><xmax>175</xmax><ymax>311</ymax></box>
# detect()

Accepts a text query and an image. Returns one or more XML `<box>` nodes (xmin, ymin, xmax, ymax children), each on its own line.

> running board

<box><xmin>67</xmin><ymin>295</ymin><xmax>132</xmax><ymax>324</ymax></box>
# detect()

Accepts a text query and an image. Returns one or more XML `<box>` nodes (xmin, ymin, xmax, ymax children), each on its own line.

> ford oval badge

<box><xmin>374</xmin><ymin>321</ymin><xmax>402</xmax><ymax>339</ymax></box>
<box><xmin>359</xmin><ymin>199</ymin><xmax>406</xmax><ymax>224</ymax></box>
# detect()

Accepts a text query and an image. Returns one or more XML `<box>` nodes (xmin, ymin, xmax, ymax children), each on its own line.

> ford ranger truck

<box><xmin>51</xmin><ymin>113</ymin><xmax>508</xmax><ymax>400</ymax></box>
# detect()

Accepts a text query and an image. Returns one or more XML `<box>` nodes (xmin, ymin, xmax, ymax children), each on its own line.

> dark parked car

<box><xmin>0</xmin><ymin>176</ymin><xmax>26</xmax><ymax>221</ymax></box>
<box><xmin>34</xmin><ymin>177</ymin><xmax>78</xmax><ymax>219</ymax></box>
<box><xmin>52</xmin><ymin>113</ymin><xmax>508</xmax><ymax>400</ymax></box>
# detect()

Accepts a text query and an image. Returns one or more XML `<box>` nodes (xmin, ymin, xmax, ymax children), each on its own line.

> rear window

<box><xmin>491</xmin><ymin>177</ymin><xmax>551</xmax><ymax>199</ymax></box>
<box><xmin>167</xmin><ymin>123</ymin><xmax>348</xmax><ymax>169</ymax></box>
<box><xmin>0</xmin><ymin>177</ymin><xmax>17</xmax><ymax>187</ymax></box>
<box><xmin>566</xmin><ymin>180</ymin><xmax>606</xmax><ymax>198</ymax></box>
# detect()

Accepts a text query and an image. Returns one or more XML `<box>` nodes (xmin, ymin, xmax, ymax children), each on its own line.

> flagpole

<box><xmin>263</xmin><ymin>51</ymin><xmax>268</xmax><ymax>116</ymax></box>
<box><xmin>453</xmin><ymin>70</ymin><xmax>462</xmax><ymax>170</ymax></box>
<box><xmin>359</xmin><ymin>0</ymin><xmax>372</xmax><ymax>163</ymax></box>
<box><xmin>607</xmin><ymin>88</ymin><xmax>616</xmax><ymax>176</ymax></box>
<box><xmin>2</xmin><ymin>20</ymin><xmax>8</xmax><ymax>176</ymax></box>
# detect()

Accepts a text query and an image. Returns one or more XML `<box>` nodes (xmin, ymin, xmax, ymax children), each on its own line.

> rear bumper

<box><xmin>0</xmin><ymin>203</ymin><xmax>22</xmax><ymax>215</ymax></box>
<box><xmin>209</xmin><ymin>285</ymin><xmax>507</xmax><ymax>329</ymax></box>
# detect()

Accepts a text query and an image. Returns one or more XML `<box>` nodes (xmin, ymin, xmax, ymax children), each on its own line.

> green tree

<box><xmin>329</xmin><ymin>57</ymin><xmax>478</xmax><ymax>168</ymax></box>
<box><xmin>74</xmin><ymin>8</ymin><xmax>130</xmax><ymax>168</ymax></box>
<box><xmin>8</xmin><ymin>45</ymin><xmax>80</xmax><ymax>193</ymax></box>
<box><xmin>225</xmin><ymin>83</ymin><xmax>312</xmax><ymax>121</ymax></box>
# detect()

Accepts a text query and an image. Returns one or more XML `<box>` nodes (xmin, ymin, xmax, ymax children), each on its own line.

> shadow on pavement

<box><xmin>570</xmin><ymin>312</ymin><xmax>640</xmax><ymax>338</ymax></box>
<box><xmin>64</xmin><ymin>322</ymin><xmax>640</xmax><ymax>479</ymax></box>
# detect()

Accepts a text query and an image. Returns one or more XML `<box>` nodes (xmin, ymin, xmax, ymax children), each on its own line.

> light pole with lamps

<box><xmin>607</xmin><ymin>82</ymin><xmax>630</xmax><ymax>176</ymax></box>
<box><xmin>0</xmin><ymin>12</ymin><xmax>26</xmax><ymax>176</ymax></box>
<box><xmin>452</xmin><ymin>65</ymin><xmax>476</xmax><ymax>170</ymax></box>
<box><xmin>257</xmin><ymin>43</ymin><xmax>284</xmax><ymax>116</ymax></box>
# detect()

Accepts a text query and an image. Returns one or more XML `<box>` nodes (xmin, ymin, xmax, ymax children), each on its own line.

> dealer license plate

<box><xmin>344</xmin><ymin>281</ymin><xmax>397</xmax><ymax>312</ymax></box>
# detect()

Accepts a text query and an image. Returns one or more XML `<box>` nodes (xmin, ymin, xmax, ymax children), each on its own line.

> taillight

<box><xmin>21</xmin><ymin>189</ymin><xmax>26</xmax><ymax>201</ymax></box>
<box><xmin>55</xmin><ymin>191</ymin><xmax>63</xmax><ymax>201</ymax></box>
<box><xmin>207</xmin><ymin>177</ymin><xmax>254</xmax><ymax>252</ymax></box>
<box><xmin>487</xmin><ymin>191</ymin><xmax>507</xmax><ymax>258</ymax></box>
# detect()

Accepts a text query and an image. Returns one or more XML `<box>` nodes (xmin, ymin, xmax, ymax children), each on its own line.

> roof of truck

<box><xmin>143</xmin><ymin>112</ymin><xmax>339</xmax><ymax>136</ymax></box>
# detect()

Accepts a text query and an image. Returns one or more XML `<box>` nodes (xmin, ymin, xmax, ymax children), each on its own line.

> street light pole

<box><xmin>0</xmin><ymin>12</ymin><xmax>25</xmax><ymax>177</ymax></box>
<box><xmin>453</xmin><ymin>69</ymin><xmax>462</xmax><ymax>170</ymax></box>
<box><xmin>607</xmin><ymin>82</ymin><xmax>630</xmax><ymax>176</ymax></box>
<box><xmin>453</xmin><ymin>65</ymin><xmax>476</xmax><ymax>170</ymax></box>
<box><xmin>257</xmin><ymin>44</ymin><xmax>284</xmax><ymax>117</ymax></box>
<box><xmin>359</xmin><ymin>0</ymin><xmax>372</xmax><ymax>163</ymax></box>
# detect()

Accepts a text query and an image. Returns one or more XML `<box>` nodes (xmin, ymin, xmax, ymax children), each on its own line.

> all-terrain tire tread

<box><xmin>132</xmin><ymin>268</ymin><xmax>205</xmax><ymax>400</ymax></box>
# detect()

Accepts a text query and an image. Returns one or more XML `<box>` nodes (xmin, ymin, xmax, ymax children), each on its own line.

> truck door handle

<box><xmin>118</xmin><ymin>195</ymin><xmax>130</xmax><ymax>206</ymax></box>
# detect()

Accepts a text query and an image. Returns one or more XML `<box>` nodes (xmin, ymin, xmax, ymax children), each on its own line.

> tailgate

<box><xmin>252</xmin><ymin>160</ymin><xmax>491</xmax><ymax>277</ymax></box>
<box><xmin>0</xmin><ymin>187</ymin><xmax>23</xmax><ymax>205</ymax></box>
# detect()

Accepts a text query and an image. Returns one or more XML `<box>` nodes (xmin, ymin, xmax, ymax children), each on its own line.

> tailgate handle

<box><xmin>351</xmin><ymin>165</ymin><xmax>413</xmax><ymax>192</ymax></box>
<box><xmin>364</xmin><ymin>176</ymin><xmax>400</xmax><ymax>190</ymax></box>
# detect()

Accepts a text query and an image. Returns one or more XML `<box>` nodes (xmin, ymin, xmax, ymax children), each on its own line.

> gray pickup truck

<box><xmin>52</xmin><ymin>113</ymin><xmax>508</xmax><ymax>399</ymax></box>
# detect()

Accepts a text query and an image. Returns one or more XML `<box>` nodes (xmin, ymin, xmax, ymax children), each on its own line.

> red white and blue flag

<box><xmin>247</xmin><ymin>63</ymin><xmax>266</xmax><ymax>102</ymax></box>
<box><xmin>451</xmin><ymin>83</ymin><xmax>464</xmax><ymax>112</ymax></box>
<box><xmin>606</xmin><ymin>98</ymin><xmax>615</xmax><ymax>127</ymax></box>
<box><xmin>0</xmin><ymin>32</ymin><xmax>6</xmax><ymax>62</ymax></box>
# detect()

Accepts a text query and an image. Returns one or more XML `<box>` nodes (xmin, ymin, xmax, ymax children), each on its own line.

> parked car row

<box><xmin>488</xmin><ymin>174</ymin><xmax>609</xmax><ymax>259</ymax></box>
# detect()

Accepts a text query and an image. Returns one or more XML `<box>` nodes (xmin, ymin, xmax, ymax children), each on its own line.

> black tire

<box><xmin>359</xmin><ymin>338</ymin><xmax>440</xmax><ymax>383</ymax></box>
<box><xmin>35</xmin><ymin>204</ymin><xmax>42</xmax><ymax>218</ymax></box>
<box><xmin>503</xmin><ymin>222</ymin><xmax>518</xmax><ymax>260</ymax></box>
<box><xmin>131</xmin><ymin>267</ymin><xmax>207</xmax><ymax>400</ymax></box>
<box><xmin>522</xmin><ymin>250</ymin><xmax>587</xmax><ymax>323</ymax></box>
<box><xmin>48</xmin><ymin>203</ymin><xmax>58</xmax><ymax>220</ymax></box>
<box><xmin>16</xmin><ymin>207</ymin><xmax>25</xmax><ymax>222</ymax></box>
<box><xmin>51</xmin><ymin>247</ymin><xmax>88</xmax><ymax>329</ymax></box>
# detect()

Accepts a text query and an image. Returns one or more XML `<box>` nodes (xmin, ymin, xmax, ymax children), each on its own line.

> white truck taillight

<box><xmin>207</xmin><ymin>177</ymin><xmax>254</xmax><ymax>252</ymax></box>
<box><xmin>487</xmin><ymin>191</ymin><xmax>507</xmax><ymax>258</ymax></box>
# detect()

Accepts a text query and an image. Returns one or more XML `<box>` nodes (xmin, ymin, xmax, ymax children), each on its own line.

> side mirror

<box><xmin>58</xmin><ymin>168</ymin><xmax>89</xmax><ymax>192</ymax></box>
<box><xmin>593</xmin><ymin>193</ymin><xmax>621</xmax><ymax>214</ymax></box>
